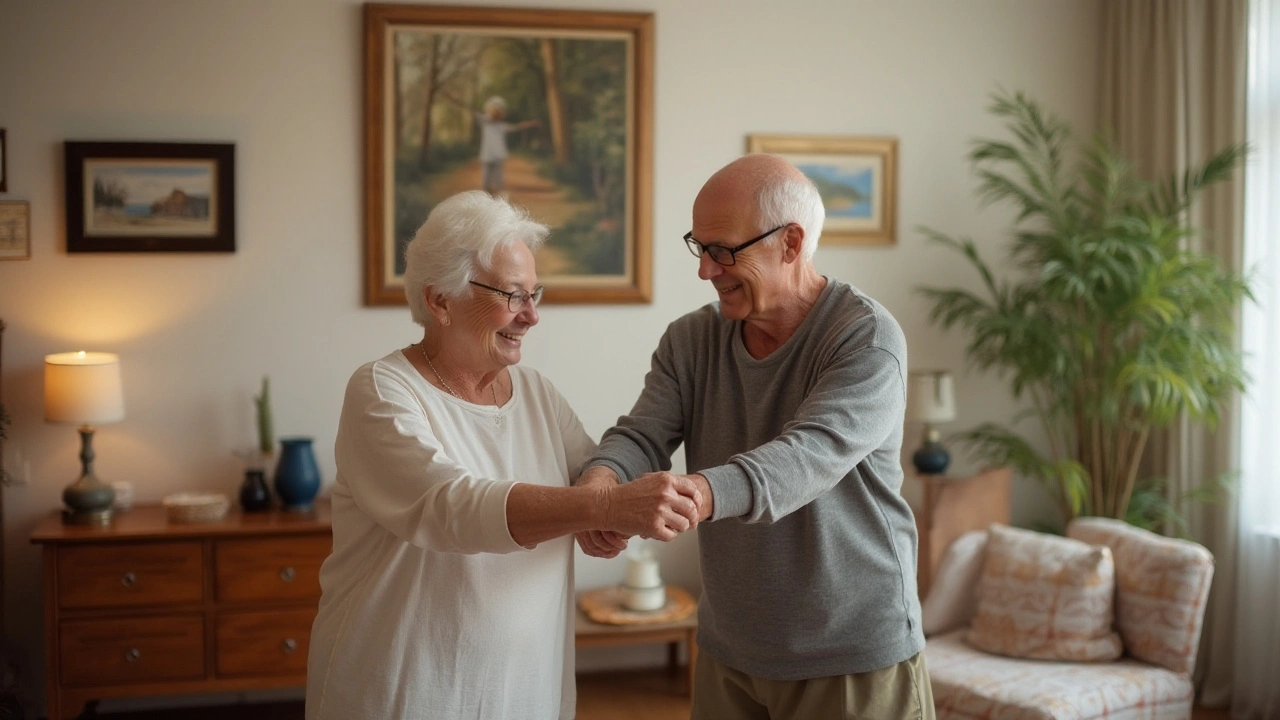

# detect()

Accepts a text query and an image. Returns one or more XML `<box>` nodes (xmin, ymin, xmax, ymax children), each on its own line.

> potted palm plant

<box><xmin>919</xmin><ymin>90</ymin><xmax>1251</xmax><ymax>531</ymax></box>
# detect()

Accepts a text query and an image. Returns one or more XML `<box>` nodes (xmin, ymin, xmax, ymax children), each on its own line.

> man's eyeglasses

<box><xmin>683</xmin><ymin>225</ymin><xmax>788</xmax><ymax>266</ymax></box>
<box><xmin>469</xmin><ymin>281</ymin><xmax>544</xmax><ymax>312</ymax></box>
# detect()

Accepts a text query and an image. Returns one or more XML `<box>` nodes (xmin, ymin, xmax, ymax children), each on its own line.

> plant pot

<box><xmin>238</xmin><ymin>469</ymin><xmax>272</xmax><ymax>512</ymax></box>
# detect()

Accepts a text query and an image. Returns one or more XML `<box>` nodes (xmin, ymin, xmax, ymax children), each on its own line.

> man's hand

<box><xmin>602</xmin><ymin>472</ymin><xmax>702</xmax><ymax>541</ymax></box>
<box><xmin>573</xmin><ymin>468</ymin><xmax>630</xmax><ymax>558</ymax></box>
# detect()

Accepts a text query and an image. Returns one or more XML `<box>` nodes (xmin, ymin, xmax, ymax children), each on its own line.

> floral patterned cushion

<box><xmin>928</xmin><ymin>630</ymin><xmax>1195</xmax><ymax>720</ymax></box>
<box><xmin>967</xmin><ymin>524</ymin><xmax>1123</xmax><ymax>662</ymax></box>
<box><xmin>1067</xmin><ymin>518</ymin><xmax>1214</xmax><ymax>674</ymax></box>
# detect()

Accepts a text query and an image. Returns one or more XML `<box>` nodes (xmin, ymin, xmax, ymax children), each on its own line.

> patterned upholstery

<box><xmin>929</xmin><ymin>630</ymin><xmax>1194</xmax><ymax>720</ymax></box>
<box><xmin>967</xmin><ymin>525</ymin><xmax>1123</xmax><ymax>662</ymax></box>
<box><xmin>927</xmin><ymin>520</ymin><xmax>1214</xmax><ymax>720</ymax></box>
<box><xmin>1066</xmin><ymin>518</ymin><xmax>1214</xmax><ymax>674</ymax></box>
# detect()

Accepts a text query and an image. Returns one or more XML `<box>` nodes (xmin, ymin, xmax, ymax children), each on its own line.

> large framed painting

<box><xmin>363</xmin><ymin>3</ymin><xmax>653</xmax><ymax>305</ymax></box>
<box><xmin>746</xmin><ymin>135</ymin><xmax>898</xmax><ymax>246</ymax></box>
<box><xmin>64</xmin><ymin>141</ymin><xmax>236</xmax><ymax>253</ymax></box>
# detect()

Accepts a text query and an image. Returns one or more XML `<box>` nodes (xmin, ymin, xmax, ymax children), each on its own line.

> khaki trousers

<box><xmin>689</xmin><ymin>651</ymin><xmax>935</xmax><ymax>720</ymax></box>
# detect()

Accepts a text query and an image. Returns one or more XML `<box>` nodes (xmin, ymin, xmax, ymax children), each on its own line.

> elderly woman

<box><xmin>306</xmin><ymin>191</ymin><xmax>701</xmax><ymax>720</ymax></box>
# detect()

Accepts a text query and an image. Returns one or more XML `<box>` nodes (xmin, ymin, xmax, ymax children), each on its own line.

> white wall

<box><xmin>0</xmin><ymin>0</ymin><xmax>1100</xmax><ymax>706</ymax></box>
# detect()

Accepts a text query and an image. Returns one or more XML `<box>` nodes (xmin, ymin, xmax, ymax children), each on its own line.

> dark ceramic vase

<box><xmin>274</xmin><ymin>437</ymin><xmax>321</xmax><ymax>512</ymax></box>
<box><xmin>912</xmin><ymin>439</ymin><xmax>951</xmax><ymax>475</ymax></box>
<box><xmin>238</xmin><ymin>469</ymin><xmax>272</xmax><ymax>512</ymax></box>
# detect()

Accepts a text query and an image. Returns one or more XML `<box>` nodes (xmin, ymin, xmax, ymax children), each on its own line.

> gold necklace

<box><xmin>419</xmin><ymin>343</ymin><xmax>498</xmax><ymax>407</ymax></box>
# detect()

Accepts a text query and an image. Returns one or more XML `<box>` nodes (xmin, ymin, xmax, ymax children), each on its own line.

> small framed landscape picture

<box><xmin>0</xmin><ymin>200</ymin><xmax>31</xmax><ymax>260</ymax></box>
<box><xmin>64</xmin><ymin>141</ymin><xmax>235</xmax><ymax>253</ymax></box>
<box><xmin>746</xmin><ymin>135</ymin><xmax>898</xmax><ymax>246</ymax></box>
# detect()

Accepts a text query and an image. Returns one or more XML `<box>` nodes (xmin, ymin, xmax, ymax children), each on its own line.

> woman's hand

<box><xmin>600</xmin><ymin>472</ymin><xmax>702</xmax><ymax>542</ymax></box>
<box><xmin>574</xmin><ymin>468</ymin><xmax>631</xmax><ymax>558</ymax></box>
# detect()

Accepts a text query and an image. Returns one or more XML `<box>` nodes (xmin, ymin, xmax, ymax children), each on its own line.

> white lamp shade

<box><xmin>907</xmin><ymin>371</ymin><xmax>956</xmax><ymax>424</ymax></box>
<box><xmin>44</xmin><ymin>351</ymin><xmax>125</xmax><ymax>425</ymax></box>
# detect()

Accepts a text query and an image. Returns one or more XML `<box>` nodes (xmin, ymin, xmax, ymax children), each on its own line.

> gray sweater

<box><xmin>589</xmin><ymin>278</ymin><xmax>924</xmax><ymax>680</ymax></box>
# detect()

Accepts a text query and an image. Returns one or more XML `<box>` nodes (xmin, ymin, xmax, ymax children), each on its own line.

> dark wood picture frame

<box><xmin>64</xmin><ymin>141</ymin><xmax>235</xmax><ymax>253</ymax></box>
<box><xmin>363</xmin><ymin>3</ymin><xmax>654</xmax><ymax>306</ymax></box>
<box><xmin>0</xmin><ymin>129</ymin><xmax>7</xmax><ymax>193</ymax></box>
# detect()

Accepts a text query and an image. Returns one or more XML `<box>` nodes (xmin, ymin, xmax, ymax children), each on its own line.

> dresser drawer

<box><xmin>59</xmin><ymin>615</ymin><xmax>205</xmax><ymax>687</ymax></box>
<box><xmin>57</xmin><ymin>542</ymin><xmax>204</xmax><ymax>609</ymax></box>
<box><xmin>215</xmin><ymin>535</ymin><xmax>328</xmax><ymax>602</ymax></box>
<box><xmin>215</xmin><ymin>609</ymin><xmax>313</xmax><ymax>677</ymax></box>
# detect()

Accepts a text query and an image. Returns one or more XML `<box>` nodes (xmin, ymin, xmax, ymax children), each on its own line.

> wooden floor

<box><xmin>87</xmin><ymin>670</ymin><xmax>688</xmax><ymax>720</ymax></box>
<box><xmin>75</xmin><ymin>672</ymin><xmax>1234</xmax><ymax>719</ymax></box>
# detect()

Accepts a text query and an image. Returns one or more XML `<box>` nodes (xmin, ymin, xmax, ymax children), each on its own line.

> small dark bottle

<box><xmin>239</xmin><ymin>469</ymin><xmax>272</xmax><ymax>512</ymax></box>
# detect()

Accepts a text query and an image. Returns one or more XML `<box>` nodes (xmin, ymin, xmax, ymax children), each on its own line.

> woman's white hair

<box><xmin>403</xmin><ymin>191</ymin><xmax>548</xmax><ymax>327</ymax></box>
<box><xmin>755</xmin><ymin>160</ymin><xmax>825</xmax><ymax>260</ymax></box>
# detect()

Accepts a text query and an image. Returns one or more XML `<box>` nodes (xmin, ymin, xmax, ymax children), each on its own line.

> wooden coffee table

<box><xmin>574</xmin><ymin>587</ymin><xmax>698</xmax><ymax>697</ymax></box>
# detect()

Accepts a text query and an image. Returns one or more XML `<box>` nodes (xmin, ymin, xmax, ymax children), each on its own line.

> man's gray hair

<box><xmin>756</xmin><ymin>168</ymin><xmax>825</xmax><ymax>261</ymax></box>
<box><xmin>403</xmin><ymin>191</ymin><xmax>548</xmax><ymax>327</ymax></box>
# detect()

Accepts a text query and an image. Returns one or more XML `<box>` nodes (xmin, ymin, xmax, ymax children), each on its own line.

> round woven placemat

<box><xmin>578</xmin><ymin>585</ymin><xmax>697</xmax><ymax>625</ymax></box>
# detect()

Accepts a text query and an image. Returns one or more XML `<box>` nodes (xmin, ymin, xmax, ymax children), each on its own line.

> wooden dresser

<box><xmin>30</xmin><ymin>501</ymin><xmax>332</xmax><ymax>719</ymax></box>
<box><xmin>913</xmin><ymin>467</ymin><xmax>1011</xmax><ymax>598</ymax></box>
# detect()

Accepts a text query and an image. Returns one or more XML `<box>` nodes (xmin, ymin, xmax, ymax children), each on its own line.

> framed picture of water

<box><xmin>64</xmin><ymin>141</ymin><xmax>235</xmax><ymax>253</ymax></box>
<box><xmin>746</xmin><ymin>135</ymin><xmax>897</xmax><ymax>246</ymax></box>
<box><xmin>362</xmin><ymin>4</ymin><xmax>654</xmax><ymax>305</ymax></box>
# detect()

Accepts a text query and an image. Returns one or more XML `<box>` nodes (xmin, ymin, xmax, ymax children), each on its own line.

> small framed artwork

<box><xmin>746</xmin><ymin>135</ymin><xmax>898</xmax><ymax>246</ymax></box>
<box><xmin>363</xmin><ymin>4</ymin><xmax>654</xmax><ymax>305</ymax></box>
<box><xmin>1</xmin><ymin>128</ymin><xmax>7</xmax><ymax>193</ymax></box>
<box><xmin>0</xmin><ymin>200</ymin><xmax>31</xmax><ymax>260</ymax></box>
<box><xmin>64</xmin><ymin>141</ymin><xmax>235</xmax><ymax>253</ymax></box>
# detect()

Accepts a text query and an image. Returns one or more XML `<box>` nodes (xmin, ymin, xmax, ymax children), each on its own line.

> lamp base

<box><xmin>60</xmin><ymin>426</ymin><xmax>117</xmax><ymax>525</ymax></box>
<box><xmin>62</xmin><ymin>507</ymin><xmax>114</xmax><ymax>526</ymax></box>
<box><xmin>912</xmin><ymin>441</ymin><xmax>951</xmax><ymax>475</ymax></box>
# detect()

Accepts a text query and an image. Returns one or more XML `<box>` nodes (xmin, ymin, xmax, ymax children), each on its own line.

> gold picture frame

<box><xmin>746</xmin><ymin>135</ymin><xmax>898</xmax><ymax>246</ymax></box>
<box><xmin>363</xmin><ymin>3</ymin><xmax>654</xmax><ymax>306</ymax></box>
<box><xmin>0</xmin><ymin>200</ymin><xmax>30</xmax><ymax>261</ymax></box>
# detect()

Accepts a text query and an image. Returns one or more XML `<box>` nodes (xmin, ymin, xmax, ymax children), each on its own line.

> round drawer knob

<box><xmin>279</xmin><ymin>566</ymin><xmax>296</xmax><ymax>582</ymax></box>
<box><xmin>125</xmin><ymin>648</ymin><xmax>141</xmax><ymax>663</ymax></box>
<box><xmin>121</xmin><ymin>572</ymin><xmax>138</xmax><ymax>588</ymax></box>
<box><xmin>281</xmin><ymin>638</ymin><xmax>298</xmax><ymax>653</ymax></box>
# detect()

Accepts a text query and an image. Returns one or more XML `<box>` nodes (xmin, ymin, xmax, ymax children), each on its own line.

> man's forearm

<box><xmin>690</xmin><ymin>473</ymin><xmax>714</xmax><ymax>520</ymax></box>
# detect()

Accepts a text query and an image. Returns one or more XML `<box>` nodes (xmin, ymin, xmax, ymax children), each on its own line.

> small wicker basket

<box><xmin>162</xmin><ymin>492</ymin><xmax>231</xmax><ymax>524</ymax></box>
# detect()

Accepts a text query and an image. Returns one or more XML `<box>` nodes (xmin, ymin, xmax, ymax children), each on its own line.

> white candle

<box><xmin>625</xmin><ymin>554</ymin><xmax>661</xmax><ymax>589</ymax></box>
<box><xmin>622</xmin><ymin>548</ymin><xmax>666</xmax><ymax>611</ymax></box>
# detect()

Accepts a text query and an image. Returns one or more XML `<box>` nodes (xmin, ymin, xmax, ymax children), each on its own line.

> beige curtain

<box><xmin>1099</xmin><ymin>0</ymin><xmax>1248</xmax><ymax>708</ymax></box>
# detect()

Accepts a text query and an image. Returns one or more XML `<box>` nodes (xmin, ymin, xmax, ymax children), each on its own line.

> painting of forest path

<box><xmin>390</xmin><ymin>29</ymin><xmax>631</xmax><ymax>282</ymax></box>
<box><xmin>365</xmin><ymin>5</ymin><xmax>653</xmax><ymax>304</ymax></box>
<box><xmin>423</xmin><ymin>155</ymin><xmax>590</xmax><ymax>275</ymax></box>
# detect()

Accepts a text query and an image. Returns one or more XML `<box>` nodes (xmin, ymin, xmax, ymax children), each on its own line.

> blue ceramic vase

<box><xmin>274</xmin><ymin>437</ymin><xmax>321</xmax><ymax>512</ymax></box>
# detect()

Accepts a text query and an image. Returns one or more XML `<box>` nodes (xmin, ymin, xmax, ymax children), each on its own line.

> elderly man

<box><xmin>576</xmin><ymin>154</ymin><xmax>932</xmax><ymax>719</ymax></box>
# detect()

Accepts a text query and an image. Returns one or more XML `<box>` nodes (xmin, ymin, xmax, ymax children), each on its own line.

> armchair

<box><xmin>924</xmin><ymin>518</ymin><xmax>1214</xmax><ymax>720</ymax></box>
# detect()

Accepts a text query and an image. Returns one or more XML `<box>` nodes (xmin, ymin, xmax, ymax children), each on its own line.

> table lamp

<box><xmin>44</xmin><ymin>351</ymin><xmax>124</xmax><ymax>525</ymax></box>
<box><xmin>907</xmin><ymin>370</ymin><xmax>956</xmax><ymax>475</ymax></box>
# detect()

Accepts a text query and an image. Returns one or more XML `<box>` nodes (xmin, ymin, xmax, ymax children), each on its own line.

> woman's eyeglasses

<box><xmin>469</xmin><ymin>281</ymin><xmax>545</xmax><ymax>312</ymax></box>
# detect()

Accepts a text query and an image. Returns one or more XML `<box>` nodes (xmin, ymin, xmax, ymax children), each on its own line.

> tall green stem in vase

<box><xmin>254</xmin><ymin>375</ymin><xmax>274</xmax><ymax>458</ymax></box>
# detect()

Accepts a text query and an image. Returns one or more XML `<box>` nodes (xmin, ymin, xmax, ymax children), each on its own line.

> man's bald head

<box><xmin>693</xmin><ymin>154</ymin><xmax>825</xmax><ymax>261</ymax></box>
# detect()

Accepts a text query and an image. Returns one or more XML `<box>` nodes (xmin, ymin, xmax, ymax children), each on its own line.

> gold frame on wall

<box><xmin>747</xmin><ymin>135</ymin><xmax>898</xmax><ymax>246</ymax></box>
<box><xmin>0</xmin><ymin>201</ymin><xmax>31</xmax><ymax>261</ymax></box>
<box><xmin>362</xmin><ymin>3</ymin><xmax>654</xmax><ymax>306</ymax></box>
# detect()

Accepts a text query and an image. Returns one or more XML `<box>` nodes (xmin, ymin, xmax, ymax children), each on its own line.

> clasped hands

<box><xmin>575</xmin><ymin>467</ymin><xmax>712</xmax><ymax>558</ymax></box>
